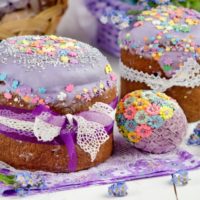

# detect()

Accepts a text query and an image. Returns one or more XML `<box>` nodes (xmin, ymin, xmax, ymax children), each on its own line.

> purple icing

<box><xmin>0</xmin><ymin>35</ymin><xmax>116</xmax><ymax>104</ymax></box>
<box><xmin>119</xmin><ymin>5</ymin><xmax>200</xmax><ymax>77</ymax></box>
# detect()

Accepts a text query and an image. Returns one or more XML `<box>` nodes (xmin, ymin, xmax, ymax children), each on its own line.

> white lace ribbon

<box><xmin>120</xmin><ymin>58</ymin><xmax>200</xmax><ymax>92</ymax></box>
<box><xmin>89</xmin><ymin>102</ymin><xmax>115</xmax><ymax>119</ymax></box>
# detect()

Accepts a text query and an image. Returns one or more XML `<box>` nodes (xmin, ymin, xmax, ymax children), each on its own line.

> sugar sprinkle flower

<box><xmin>65</xmin><ymin>84</ymin><xmax>74</xmax><ymax>93</ymax></box>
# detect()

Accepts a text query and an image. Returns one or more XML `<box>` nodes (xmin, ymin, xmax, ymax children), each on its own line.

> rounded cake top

<box><xmin>0</xmin><ymin>35</ymin><xmax>116</xmax><ymax>105</ymax></box>
<box><xmin>116</xmin><ymin>90</ymin><xmax>186</xmax><ymax>143</ymax></box>
<box><xmin>119</xmin><ymin>5</ymin><xmax>200</xmax><ymax>77</ymax></box>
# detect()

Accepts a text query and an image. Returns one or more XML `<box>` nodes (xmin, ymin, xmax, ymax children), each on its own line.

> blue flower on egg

<box><xmin>147</xmin><ymin>115</ymin><xmax>164</xmax><ymax>128</ymax></box>
<box><xmin>124</xmin><ymin>120</ymin><xmax>137</xmax><ymax>132</ymax></box>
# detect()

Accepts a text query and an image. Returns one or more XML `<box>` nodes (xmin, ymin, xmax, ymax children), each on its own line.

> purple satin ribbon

<box><xmin>0</xmin><ymin>97</ymin><xmax>118</xmax><ymax>172</ymax></box>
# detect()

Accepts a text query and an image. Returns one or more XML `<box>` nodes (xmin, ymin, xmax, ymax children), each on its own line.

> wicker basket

<box><xmin>0</xmin><ymin>0</ymin><xmax>68</xmax><ymax>40</ymax></box>
<box><xmin>85</xmin><ymin>0</ymin><xmax>144</xmax><ymax>57</ymax></box>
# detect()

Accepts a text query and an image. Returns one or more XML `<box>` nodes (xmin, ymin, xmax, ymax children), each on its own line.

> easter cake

<box><xmin>0</xmin><ymin>35</ymin><xmax>117</xmax><ymax>172</ymax></box>
<box><xmin>119</xmin><ymin>5</ymin><xmax>200</xmax><ymax>122</ymax></box>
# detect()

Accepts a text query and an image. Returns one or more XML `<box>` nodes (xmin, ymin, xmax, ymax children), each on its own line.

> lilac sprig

<box><xmin>187</xmin><ymin>123</ymin><xmax>200</xmax><ymax>146</ymax></box>
<box><xmin>100</xmin><ymin>9</ymin><xmax>132</xmax><ymax>30</ymax></box>
<box><xmin>0</xmin><ymin>172</ymin><xmax>46</xmax><ymax>197</ymax></box>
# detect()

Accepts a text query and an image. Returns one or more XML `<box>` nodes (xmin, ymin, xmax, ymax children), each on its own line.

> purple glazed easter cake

<box><xmin>0</xmin><ymin>35</ymin><xmax>117</xmax><ymax>172</ymax></box>
<box><xmin>119</xmin><ymin>5</ymin><xmax>200</xmax><ymax>122</ymax></box>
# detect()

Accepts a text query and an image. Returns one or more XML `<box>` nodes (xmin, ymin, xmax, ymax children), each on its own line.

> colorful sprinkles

<box><xmin>119</xmin><ymin>5</ymin><xmax>200</xmax><ymax>77</ymax></box>
<box><xmin>116</xmin><ymin>90</ymin><xmax>177</xmax><ymax>143</ymax></box>
<box><xmin>0</xmin><ymin>35</ymin><xmax>117</xmax><ymax>106</ymax></box>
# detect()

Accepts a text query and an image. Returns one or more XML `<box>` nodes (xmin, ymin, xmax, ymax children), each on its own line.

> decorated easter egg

<box><xmin>116</xmin><ymin>90</ymin><xmax>188</xmax><ymax>153</ymax></box>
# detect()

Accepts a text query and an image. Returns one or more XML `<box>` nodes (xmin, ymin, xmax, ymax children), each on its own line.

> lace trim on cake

<box><xmin>120</xmin><ymin>58</ymin><xmax>200</xmax><ymax>92</ymax></box>
<box><xmin>0</xmin><ymin>115</ymin><xmax>34</xmax><ymax>133</ymax></box>
<box><xmin>90</xmin><ymin>102</ymin><xmax>115</xmax><ymax>119</ymax></box>
<box><xmin>74</xmin><ymin>115</ymin><xmax>109</xmax><ymax>162</ymax></box>
<box><xmin>33</xmin><ymin>118</ymin><xmax>62</xmax><ymax>142</ymax></box>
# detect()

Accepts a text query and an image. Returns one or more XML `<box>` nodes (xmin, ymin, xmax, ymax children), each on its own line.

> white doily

<box><xmin>33</xmin><ymin>118</ymin><xmax>61</xmax><ymax>142</ymax></box>
<box><xmin>120</xmin><ymin>58</ymin><xmax>200</xmax><ymax>92</ymax></box>
<box><xmin>0</xmin><ymin>115</ymin><xmax>34</xmax><ymax>133</ymax></box>
<box><xmin>90</xmin><ymin>102</ymin><xmax>115</xmax><ymax>119</ymax></box>
<box><xmin>74</xmin><ymin>115</ymin><xmax>109</xmax><ymax>162</ymax></box>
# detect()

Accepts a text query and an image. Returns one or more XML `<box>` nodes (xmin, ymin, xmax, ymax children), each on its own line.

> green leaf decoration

<box><xmin>0</xmin><ymin>173</ymin><xmax>15</xmax><ymax>185</ymax></box>
<box><xmin>163</xmin><ymin>65</ymin><xmax>173</xmax><ymax>72</ymax></box>
<box><xmin>127</xmin><ymin>10</ymin><xmax>142</xmax><ymax>15</ymax></box>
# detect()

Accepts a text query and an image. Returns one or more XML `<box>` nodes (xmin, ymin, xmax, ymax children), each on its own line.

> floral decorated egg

<box><xmin>116</xmin><ymin>90</ymin><xmax>188</xmax><ymax>153</ymax></box>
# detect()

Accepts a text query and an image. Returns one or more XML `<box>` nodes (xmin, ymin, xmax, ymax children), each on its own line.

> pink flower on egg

<box><xmin>124</xmin><ymin>106</ymin><xmax>137</xmax><ymax>120</ymax></box>
<box><xmin>65</xmin><ymin>84</ymin><xmax>74</xmax><ymax>93</ymax></box>
<box><xmin>135</xmin><ymin>124</ymin><xmax>152</xmax><ymax>138</ymax></box>
<box><xmin>146</xmin><ymin>104</ymin><xmax>160</xmax><ymax>115</ymax></box>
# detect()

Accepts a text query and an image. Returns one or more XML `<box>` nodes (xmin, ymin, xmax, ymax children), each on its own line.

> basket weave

<box><xmin>0</xmin><ymin>0</ymin><xmax>68</xmax><ymax>40</ymax></box>
<box><xmin>85</xmin><ymin>0</ymin><xmax>143</xmax><ymax>57</ymax></box>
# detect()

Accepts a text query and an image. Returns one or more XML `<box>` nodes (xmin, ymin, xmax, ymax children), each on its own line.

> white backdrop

<box><xmin>57</xmin><ymin>0</ymin><xmax>97</xmax><ymax>45</ymax></box>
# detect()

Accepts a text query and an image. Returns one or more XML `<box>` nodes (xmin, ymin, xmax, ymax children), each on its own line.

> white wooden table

<box><xmin>2</xmin><ymin>0</ymin><xmax>200</xmax><ymax>199</ymax></box>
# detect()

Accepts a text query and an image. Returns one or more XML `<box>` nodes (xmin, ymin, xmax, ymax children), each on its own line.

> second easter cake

<box><xmin>119</xmin><ymin>5</ymin><xmax>200</xmax><ymax>122</ymax></box>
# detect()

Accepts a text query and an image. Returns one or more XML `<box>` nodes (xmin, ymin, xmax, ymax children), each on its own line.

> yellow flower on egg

<box><xmin>157</xmin><ymin>92</ymin><xmax>171</xmax><ymax>100</ymax></box>
<box><xmin>132</xmin><ymin>90</ymin><xmax>142</xmax><ymax>98</ymax></box>
<box><xmin>119</xmin><ymin>126</ymin><xmax>129</xmax><ymax>138</ymax></box>
<box><xmin>133</xmin><ymin>98</ymin><xmax>150</xmax><ymax>110</ymax></box>
<box><xmin>128</xmin><ymin>132</ymin><xmax>141</xmax><ymax>143</ymax></box>
<box><xmin>160</xmin><ymin>106</ymin><xmax>174</xmax><ymax>120</ymax></box>
<box><xmin>117</xmin><ymin>101</ymin><xmax>125</xmax><ymax>114</ymax></box>
<box><xmin>105</xmin><ymin>64</ymin><xmax>113</xmax><ymax>74</ymax></box>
